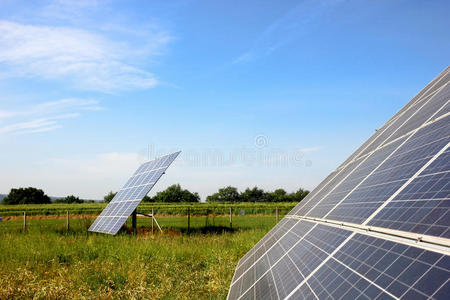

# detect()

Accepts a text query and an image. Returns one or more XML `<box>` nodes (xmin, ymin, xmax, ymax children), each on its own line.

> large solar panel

<box><xmin>89</xmin><ymin>151</ymin><xmax>180</xmax><ymax>235</ymax></box>
<box><xmin>228</xmin><ymin>67</ymin><xmax>450</xmax><ymax>299</ymax></box>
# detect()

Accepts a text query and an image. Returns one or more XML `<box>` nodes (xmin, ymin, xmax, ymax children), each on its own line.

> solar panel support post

<box><xmin>136</xmin><ymin>212</ymin><xmax>163</xmax><ymax>232</ymax></box>
<box><xmin>132</xmin><ymin>209</ymin><xmax>137</xmax><ymax>235</ymax></box>
<box><xmin>152</xmin><ymin>208</ymin><xmax>154</xmax><ymax>233</ymax></box>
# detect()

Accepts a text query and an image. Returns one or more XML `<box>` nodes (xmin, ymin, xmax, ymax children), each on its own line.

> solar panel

<box><xmin>88</xmin><ymin>151</ymin><xmax>180</xmax><ymax>235</ymax></box>
<box><xmin>228</xmin><ymin>67</ymin><xmax>450</xmax><ymax>299</ymax></box>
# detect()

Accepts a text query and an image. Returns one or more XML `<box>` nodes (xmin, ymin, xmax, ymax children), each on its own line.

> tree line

<box><xmin>1</xmin><ymin>187</ymin><xmax>94</xmax><ymax>205</ymax></box>
<box><xmin>1</xmin><ymin>185</ymin><xmax>310</xmax><ymax>205</ymax></box>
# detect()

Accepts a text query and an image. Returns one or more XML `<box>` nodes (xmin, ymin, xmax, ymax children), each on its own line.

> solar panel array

<box><xmin>88</xmin><ymin>151</ymin><xmax>180</xmax><ymax>235</ymax></box>
<box><xmin>228</xmin><ymin>67</ymin><xmax>450</xmax><ymax>300</ymax></box>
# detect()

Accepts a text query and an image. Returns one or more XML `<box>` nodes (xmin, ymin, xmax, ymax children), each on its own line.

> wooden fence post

<box><xmin>229</xmin><ymin>208</ymin><xmax>232</xmax><ymax>229</ymax></box>
<box><xmin>23</xmin><ymin>211</ymin><xmax>27</xmax><ymax>231</ymax></box>
<box><xmin>276</xmin><ymin>207</ymin><xmax>279</xmax><ymax>223</ymax></box>
<box><xmin>66</xmin><ymin>210</ymin><xmax>70</xmax><ymax>231</ymax></box>
<box><xmin>187</xmin><ymin>207</ymin><xmax>190</xmax><ymax>233</ymax></box>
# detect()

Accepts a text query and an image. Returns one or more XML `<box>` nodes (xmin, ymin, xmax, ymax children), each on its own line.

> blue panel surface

<box><xmin>89</xmin><ymin>151</ymin><xmax>180</xmax><ymax>234</ymax></box>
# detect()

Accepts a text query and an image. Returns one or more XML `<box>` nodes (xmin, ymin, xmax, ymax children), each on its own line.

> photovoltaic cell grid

<box><xmin>88</xmin><ymin>151</ymin><xmax>180</xmax><ymax>235</ymax></box>
<box><xmin>228</xmin><ymin>67</ymin><xmax>450</xmax><ymax>299</ymax></box>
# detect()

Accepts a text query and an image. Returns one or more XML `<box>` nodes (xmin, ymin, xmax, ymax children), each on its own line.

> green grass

<box><xmin>0</xmin><ymin>215</ymin><xmax>277</xmax><ymax>299</ymax></box>
<box><xmin>0</xmin><ymin>202</ymin><xmax>297</xmax><ymax>217</ymax></box>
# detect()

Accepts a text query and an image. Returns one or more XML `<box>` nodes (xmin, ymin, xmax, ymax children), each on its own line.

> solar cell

<box><xmin>89</xmin><ymin>151</ymin><xmax>180</xmax><ymax>235</ymax></box>
<box><xmin>228</xmin><ymin>67</ymin><xmax>450</xmax><ymax>299</ymax></box>
<box><xmin>325</xmin><ymin>115</ymin><xmax>449</xmax><ymax>224</ymax></box>
<box><xmin>368</xmin><ymin>150</ymin><xmax>450</xmax><ymax>238</ymax></box>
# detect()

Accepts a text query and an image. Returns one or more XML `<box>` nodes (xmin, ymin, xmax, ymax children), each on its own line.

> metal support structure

<box><xmin>151</xmin><ymin>208</ymin><xmax>154</xmax><ymax>233</ymax></box>
<box><xmin>136</xmin><ymin>212</ymin><xmax>162</xmax><ymax>232</ymax></box>
<box><xmin>286</xmin><ymin>215</ymin><xmax>450</xmax><ymax>256</ymax></box>
<box><xmin>132</xmin><ymin>209</ymin><xmax>137</xmax><ymax>235</ymax></box>
<box><xmin>230</xmin><ymin>208</ymin><xmax>233</xmax><ymax>229</ymax></box>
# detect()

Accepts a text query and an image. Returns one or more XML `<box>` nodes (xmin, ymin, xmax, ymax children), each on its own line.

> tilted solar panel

<box><xmin>228</xmin><ymin>67</ymin><xmax>450</xmax><ymax>299</ymax></box>
<box><xmin>88</xmin><ymin>151</ymin><xmax>180</xmax><ymax>235</ymax></box>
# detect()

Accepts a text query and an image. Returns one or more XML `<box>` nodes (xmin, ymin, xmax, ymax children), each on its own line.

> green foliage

<box><xmin>2</xmin><ymin>187</ymin><xmax>51</xmax><ymax>205</ymax></box>
<box><xmin>151</xmin><ymin>184</ymin><xmax>200</xmax><ymax>203</ymax></box>
<box><xmin>267</xmin><ymin>188</ymin><xmax>287</xmax><ymax>202</ymax></box>
<box><xmin>54</xmin><ymin>195</ymin><xmax>84</xmax><ymax>204</ymax></box>
<box><xmin>240</xmin><ymin>186</ymin><xmax>268</xmax><ymax>202</ymax></box>
<box><xmin>141</xmin><ymin>195</ymin><xmax>153</xmax><ymax>202</ymax></box>
<box><xmin>286</xmin><ymin>188</ymin><xmax>310</xmax><ymax>202</ymax></box>
<box><xmin>208</xmin><ymin>186</ymin><xmax>310</xmax><ymax>203</ymax></box>
<box><xmin>206</xmin><ymin>186</ymin><xmax>240</xmax><ymax>202</ymax></box>
<box><xmin>102</xmin><ymin>184</ymin><xmax>308</xmax><ymax>204</ymax></box>
<box><xmin>103</xmin><ymin>191</ymin><xmax>116</xmax><ymax>203</ymax></box>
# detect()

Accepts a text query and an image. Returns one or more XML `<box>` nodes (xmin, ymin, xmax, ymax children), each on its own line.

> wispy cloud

<box><xmin>0</xmin><ymin>114</ymin><xmax>78</xmax><ymax>135</ymax></box>
<box><xmin>0</xmin><ymin>98</ymin><xmax>101</xmax><ymax>119</ymax></box>
<box><xmin>233</xmin><ymin>0</ymin><xmax>344</xmax><ymax>64</ymax></box>
<box><xmin>0</xmin><ymin>99</ymin><xmax>101</xmax><ymax>136</ymax></box>
<box><xmin>0</xmin><ymin>20</ymin><xmax>171</xmax><ymax>92</ymax></box>
<box><xmin>297</xmin><ymin>146</ymin><xmax>322</xmax><ymax>153</ymax></box>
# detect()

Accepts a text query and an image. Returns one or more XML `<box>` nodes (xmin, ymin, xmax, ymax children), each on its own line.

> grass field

<box><xmin>0</xmin><ymin>202</ymin><xmax>297</xmax><ymax>216</ymax></box>
<box><xmin>0</xmin><ymin>214</ymin><xmax>277</xmax><ymax>299</ymax></box>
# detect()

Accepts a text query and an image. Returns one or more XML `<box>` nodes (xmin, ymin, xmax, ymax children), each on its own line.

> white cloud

<box><xmin>0</xmin><ymin>98</ymin><xmax>101</xmax><ymax>136</ymax></box>
<box><xmin>0</xmin><ymin>20</ymin><xmax>171</xmax><ymax>92</ymax></box>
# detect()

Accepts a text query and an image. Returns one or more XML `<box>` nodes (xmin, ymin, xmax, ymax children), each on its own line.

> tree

<box><xmin>240</xmin><ymin>187</ymin><xmax>267</xmax><ymax>202</ymax></box>
<box><xmin>151</xmin><ymin>184</ymin><xmax>200</xmax><ymax>203</ymax></box>
<box><xmin>141</xmin><ymin>195</ymin><xmax>153</xmax><ymax>203</ymax></box>
<box><xmin>286</xmin><ymin>188</ymin><xmax>310</xmax><ymax>202</ymax></box>
<box><xmin>2</xmin><ymin>187</ymin><xmax>51</xmax><ymax>205</ymax></box>
<box><xmin>104</xmin><ymin>191</ymin><xmax>117</xmax><ymax>203</ymax></box>
<box><xmin>54</xmin><ymin>195</ymin><xmax>84</xmax><ymax>204</ymax></box>
<box><xmin>267</xmin><ymin>188</ymin><xmax>287</xmax><ymax>202</ymax></box>
<box><xmin>206</xmin><ymin>186</ymin><xmax>240</xmax><ymax>202</ymax></box>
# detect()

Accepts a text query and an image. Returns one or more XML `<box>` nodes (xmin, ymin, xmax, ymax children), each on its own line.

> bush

<box><xmin>103</xmin><ymin>191</ymin><xmax>117</xmax><ymax>203</ymax></box>
<box><xmin>2</xmin><ymin>187</ymin><xmax>51</xmax><ymax>205</ymax></box>
<box><xmin>151</xmin><ymin>184</ymin><xmax>200</xmax><ymax>203</ymax></box>
<box><xmin>54</xmin><ymin>195</ymin><xmax>84</xmax><ymax>204</ymax></box>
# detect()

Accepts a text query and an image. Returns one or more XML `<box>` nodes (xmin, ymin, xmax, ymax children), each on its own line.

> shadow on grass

<box><xmin>120</xmin><ymin>225</ymin><xmax>236</xmax><ymax>236</ymax></box>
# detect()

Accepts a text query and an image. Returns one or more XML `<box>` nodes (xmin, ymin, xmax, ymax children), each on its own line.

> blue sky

<box><xmin>0</xmin><ymin>0</ymin><xmax>448</xmax><ymax>200</ymax></box>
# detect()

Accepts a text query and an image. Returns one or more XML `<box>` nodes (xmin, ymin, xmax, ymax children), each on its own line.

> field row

<box><xmin>0</xmin><ymin>202</ymin><xmax>297</xmax><ymax>216</ymax></box>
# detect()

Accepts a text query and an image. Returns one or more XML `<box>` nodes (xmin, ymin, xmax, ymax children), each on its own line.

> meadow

<box><xmin>0</xmin><ymin>202</ymin><xmax>296</xmax><ymax>217</ymax></box>
<box><xmin>0</xmin><ymin>212</ymin><xmax>279</xmax><ymax>299</ymax></box>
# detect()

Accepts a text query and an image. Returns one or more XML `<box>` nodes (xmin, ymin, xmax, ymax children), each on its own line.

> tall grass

<box><xmin>0</xmin><ymin>216</ymin><xmax>276</xmax><ymax>299</ymax></box>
